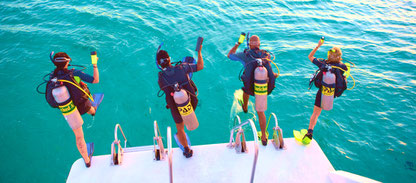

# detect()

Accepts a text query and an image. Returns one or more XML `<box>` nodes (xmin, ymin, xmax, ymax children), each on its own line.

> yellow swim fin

<box><xmin>257</xmin><ymin>131</ymin><xmax>269</xmax><ymax>141</ymax></box>
<box><xmin>293</xmin><ymin>129</ymin><xmax>310</xmax><ymax>145</ymax></box>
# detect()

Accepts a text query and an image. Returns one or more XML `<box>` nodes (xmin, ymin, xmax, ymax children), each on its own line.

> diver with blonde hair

<box><xmin>303</xmin><ymin>38</ymin><xmax>348</xmax><ymax>142</ymax></box>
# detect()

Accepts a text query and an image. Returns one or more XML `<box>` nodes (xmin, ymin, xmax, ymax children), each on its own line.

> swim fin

<box><xmin>293</xmin><ymin>129</ymin><xmax>311</xmax><ymax>145</ymax></box>
<box><xmin>85</xmin><ymin>142</ymin><xmax>94</xmax><ymax>167</ymax></box>
<box><xmin>174</xmin><ymin>132</ymin><xmax>191</xmax><ymax>152</ymax></box>
<box><xmin>236</xmin><ymin>90</ymin><xmax>247</xmax><ymax>113</ymax></box>
<box><xmin>257</xmin><ymin>131</ymin><xmax>269</xmax><ymax>141</ymax></box>
<box><xmin>91</xmin><ymin>93</ymin><xmax>104</xmax><ymax>108</ymax></box>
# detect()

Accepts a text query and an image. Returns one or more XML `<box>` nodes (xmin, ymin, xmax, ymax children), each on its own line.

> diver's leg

<box><xmin>308</xmin><ymin>105</ymin><xmax>322</xmax><ymax>130</ymax></box>
<box><xmin>242</xmin><ymin>92</ymin><xmax>249</xmax><ymax>112</ymax></box>
<box><xmin>175</xmin><ymin>122</ymin><xmax>188</xmax><ymax>148</ymax></box>
<box><xmin>257</xmin><ymin>111</ymin><xmax>267</xmax><ymax>142</ymax></box>
<box><xmin>73</xmin><ymin>126</ymin><xmax>89</xmax><ymax>164</ymax></box>
<box><xmin>86</xmin><ymin>106</ymin><xmax>96</xmax><ymax>116</ymax></box>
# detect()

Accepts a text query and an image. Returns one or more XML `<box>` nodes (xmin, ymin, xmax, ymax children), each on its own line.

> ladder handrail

<box><xmin>167</xmin><ymin>127</ymin><xmax>173</xmax><ymax>183</ymax></box>
<box><xmin>228</xmin><ymin>116</ymin><xmax>243</xmax><ymax>145</ymax></box>
<box><xmin>232</xmin><ymin>120</ymin><xmax>249</xmax><ymax>131</ymax></box>
<box><xmin>114</xmin><ymin>124</ymin><xmax>128</xmax><ymax>148</ymax></box>
<box><xmin>248</xmin><ymin>119</ymin><xmax>259</xmax><ymax>183</ymax></box>
<box><xmin>234</xmin><ymin>115</ymin><xmax>242</xmax><ymax>126</ymax></box>
<box><xmin>227</xmin><ymin>118</ymin><xmax>259</xmax><ymax>183</ymax></box>
<box><xmin>271</xmin><ymin>113</ymin><xmax>278</xmax><ymax>127</ymax></box>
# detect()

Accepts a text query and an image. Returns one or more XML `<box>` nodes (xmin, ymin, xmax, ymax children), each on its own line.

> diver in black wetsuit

<box><xmin>157</xmin><ymin>45</ymin><xmax>204</xmax><ymax>158</ymax></box>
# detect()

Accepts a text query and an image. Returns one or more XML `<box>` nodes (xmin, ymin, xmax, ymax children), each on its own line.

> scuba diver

<box><xmin>227</xmin><ymin>35</ymin><xmax>278</xmax><ymax>146</ymax></box>
<box><xmin>44</xmin><ymin>51</ymin><xmax>101</xmax><ymax>167</ymax></box>
<box><xmin>157</xmin><ymin>44</ymin><xmax>204</xmax><ymax>158</ymax></box>
<box><xmin>304</xmin><ymin>38</ymin><xmax>348</xmax><ymax>142</ymax></box>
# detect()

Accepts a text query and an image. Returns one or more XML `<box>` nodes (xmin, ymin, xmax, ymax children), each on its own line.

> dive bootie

<box><xmin>302</xmin><ymin>129</ymin><xmax>313</xmax><ymax>145</ymax></box>
<box><xmin>85</xmin><ymin>142</ymin><xmax>94</xmax><ymax>168</ymax></box>
<box><xmin>174</xmin><ymin>132</ymin><xmax>192</xmax><ymax>152</ymax></box>
<box><xmin>261</xmin><ymin>138</ymin><xmax>268</xmax><ymax>146</ymax></box>
<box><xmin>183</xmin><ymin>146</ymin><xmax>193</xmax><ymax>158</ymax></box>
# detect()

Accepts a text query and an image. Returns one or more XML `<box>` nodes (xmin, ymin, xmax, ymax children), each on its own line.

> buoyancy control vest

<box><xmin>310</xmin><ymin>60</ymin><xmax>347</xmax><ymax>98</ymax></box>
<box><xmin>241</xmin><ymin>49</ymin><xmax>276</xmax><ymax>96</ymax></box>
<box><xmin>45</xmin><ymin>69</ymin><xmax>90</xmax><ymax>109</ymax></box>
<box><xmin>158</xmin><ymin>63</ymin><xmax>198</xmax><ymax>110</ymax></box>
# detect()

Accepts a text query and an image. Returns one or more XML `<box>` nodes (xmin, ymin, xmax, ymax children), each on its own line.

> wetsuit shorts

<box><xmin>77</xmin><ymin>99</ymin><xmax>92</xmax><ymax>115</ymax></box>
<box><xmin>241</xmin><ymin>85</ymin><xmax>254</xmax><ymax>96</ymax></box>
<box><xmin>314</xmin><ymin>89</ymin><xmax>322</xmax><ymax>108</ymax></box>
<box><xmin>66</xmin><ymin>100</ymin><xmax>91</xmax><ymax>129</ymax></box>
<box><xmin>65</xmin><ymin>100</ymin><xmax>90</xmax><ymax>130</ymax></box>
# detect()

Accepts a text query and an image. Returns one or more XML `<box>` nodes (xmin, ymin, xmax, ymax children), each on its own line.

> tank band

<box><xmin>59</xmin><ymin>100</ymin><xmax>77</xmax><ymax>115</ymax></box>
<box><xmin>254</xmin><ymin>83</ymin><xmax>268</xmax><ymax>95</ymax></box>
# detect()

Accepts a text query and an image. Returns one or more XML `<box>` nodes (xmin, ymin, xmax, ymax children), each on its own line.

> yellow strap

<box><xmin>265</xmin><ymin>57</ymin><xmax>280</xmax><ymax>79</ymax></box>
<box><xmin>271</xmin><ymin>60</ymin><xmax>280</xmax><ymax>78</ymax></box>
<box><xmin>58</xmin><ymin>79</ymin><xmax>94</xmax><ymax>102</ymax></box>
<box><xmin>330</xmin><ymin>66</ymin><xmax>356</xmax><ymax>90</ymax></box>
<box><xmin>347</xmin><ymin>73</ymin><xmax>356</xmax><ymax>90</ymax></box>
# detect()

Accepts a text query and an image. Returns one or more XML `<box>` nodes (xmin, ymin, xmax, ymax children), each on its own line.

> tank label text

<box><xmin>254</xmin><ymin>83</ymin><xmax>268</xmax><ymax>95</ymax></box>
<box><xmin>59</xmin><ymin>100</ymin><xmax>77</xmax><ymax>115</ymax></box>
<box><xmin>178</xmin><ymin>101</ymin><xmax>193</xmax><ymax>116</ymax></box>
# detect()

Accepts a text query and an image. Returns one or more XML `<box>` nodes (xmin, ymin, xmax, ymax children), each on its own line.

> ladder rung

<box><xmin>124</xmin><ymin>145</ymin><xmax>154</xmax><ymax>153</ymax></box>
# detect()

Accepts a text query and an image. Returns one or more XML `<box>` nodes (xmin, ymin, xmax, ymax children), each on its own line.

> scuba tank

<box><xmin>254</xmin><ymin>59</ymin><xmax>268</xmax><ymax>112</ymax></box>
<box><xmin>51</xmin><ymin>78</ymin><xmax>84</xmax><ymax>129</ymax></box>
<box><xmin>321</xmin><ymin>66</ymin><xmax>336</xmax><ymax>110</ymax></box>
<box><xmin>173</xmin><ymin>83</ymin><xmax>199</xmax><ymax>131</ymax></box>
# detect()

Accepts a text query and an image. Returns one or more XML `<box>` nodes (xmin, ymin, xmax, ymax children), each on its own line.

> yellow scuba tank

<box><xmin>254</xmin><ymin>59</ymin><xmax>268</xmax><ymax>112</ymax></box>
<box><xmin>321</xmin><ymin>66</ymin><xmax>336</xmax><ymax>110</ymax></box>
<box><xmin>173</xmin><ymin>83</ymin><xmax>199</xmax><ymax>131</ymax></box>
<box><xmin>51</xmin><ymin>78</ymin><xmax>84</xmax><ymax>129</ymax></box>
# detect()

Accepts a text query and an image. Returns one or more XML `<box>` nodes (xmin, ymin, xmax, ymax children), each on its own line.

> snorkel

<box><xmin>156</xmin><ymin>43</ymin><xmax>164</xmax><ymax>70</ymax></box>
<box><xmin>246</xmin><ymin>31</ymin><xmax>250</xmax><ymax>49</ymax></box>
<box><xmin>49</xmin><ymin>51</ymin><xmax>55</xmax><ymax>63</ymax></box>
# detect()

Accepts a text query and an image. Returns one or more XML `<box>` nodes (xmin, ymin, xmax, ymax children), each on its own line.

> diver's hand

<box><xmin>317</xmin><ymin>39</ymin><xmax>324</xmax><ymax>47</ymax></box>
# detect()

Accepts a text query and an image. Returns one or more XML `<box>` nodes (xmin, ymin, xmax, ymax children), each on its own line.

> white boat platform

<box><xmin>67</xmin><ymin>118</ymin><xmax>379</xmax><ymax>183</ymax></box>
<box><xmin>67</xmin><ymin>138</ymin><xmax>378</xmax><ymax>183</ymax></box>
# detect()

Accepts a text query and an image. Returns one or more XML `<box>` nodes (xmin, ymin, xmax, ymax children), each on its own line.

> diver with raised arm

<box><xmin>227</xmin><ymin>34</ymin><xmax>278</xmax><ymax>146</ymax></box>
<box><xmin>43</xmin><ymin>51</ymin><xmax>103</xmax><ymax>167</ymax></box>
<box><xmin>157</xmin><ymin>41</ymin><xmax>204</xmax><ymax>158</ymax></box>
<box><xmin>301</xmin><ymin>38</ymin><xmax>348</xmax><ymax>144</ymax></box>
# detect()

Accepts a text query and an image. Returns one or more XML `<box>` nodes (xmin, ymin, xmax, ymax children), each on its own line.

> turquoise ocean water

<box><xmin>1</xmin><ymin>0</ymin><xmax>415</xmax><ymax>182</ymax></box>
